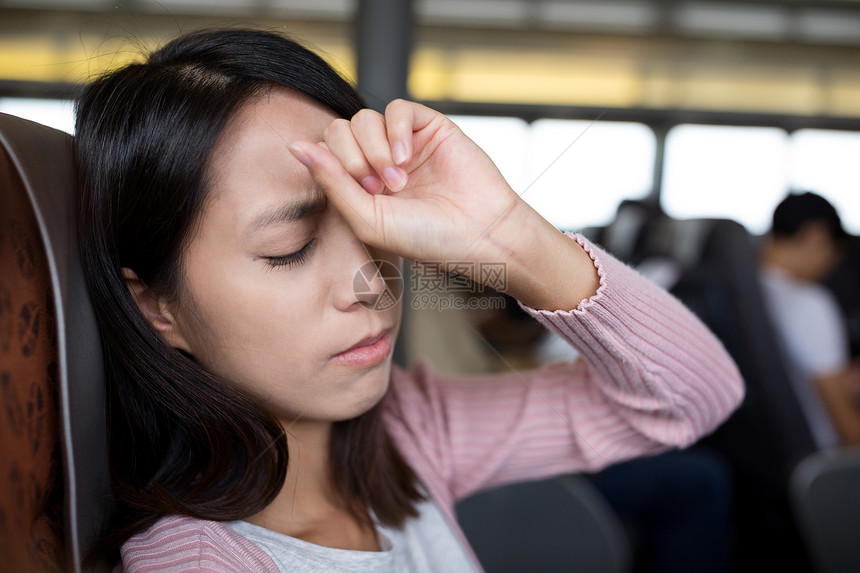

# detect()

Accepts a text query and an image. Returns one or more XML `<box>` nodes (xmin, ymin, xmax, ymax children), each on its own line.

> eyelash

<box><xmin>264</xmin><ymin>238</ymin><xmax>317</xmax><ymax>270</ymax></box>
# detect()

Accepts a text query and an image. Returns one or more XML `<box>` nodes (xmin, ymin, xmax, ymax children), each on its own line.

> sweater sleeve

<box><xmin>384</xmin><ymin>234</ymin><xmax>745</xmax><ymax>501</ymax></box>
<box><xmin>120</xmin><ymin>516</ymin><xmax>280</xmax><ymax>573</ymax></box>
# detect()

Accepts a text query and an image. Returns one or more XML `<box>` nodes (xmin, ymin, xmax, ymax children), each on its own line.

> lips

<box><xmin>332</xmin><ymin>328</ymin><xmax>393</xmax><ymax>368</ymax></box>
<box><xmin>341</xmin><ymin>329</ymin><xmax>388</xmax><ymax>353</ymax></box>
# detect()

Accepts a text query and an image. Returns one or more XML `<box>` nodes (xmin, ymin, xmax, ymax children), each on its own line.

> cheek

<box><xmin>178</xmin><ymin>255</ymin><xmax>329</xmax><ymax>386</ymax></box>
<box><xmin>173</xmin><ymin>240</ymin><xmax>402</xmax><ymax>422</ymax></box>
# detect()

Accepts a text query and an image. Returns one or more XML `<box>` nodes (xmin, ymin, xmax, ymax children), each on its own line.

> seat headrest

<box><xmin>0</xmin><ymin>113</ymin><xmax>110</xmax><ymax>573</ymax></box>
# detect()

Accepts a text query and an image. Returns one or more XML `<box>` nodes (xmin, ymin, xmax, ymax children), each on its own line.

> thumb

<box><xmin>288</xmin><ymin>141</ymin><xmax>384</xmax><ymax>245</ymax></box>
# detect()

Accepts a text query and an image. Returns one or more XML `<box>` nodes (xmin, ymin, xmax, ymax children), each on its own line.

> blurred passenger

<box><xmin>760</xmin><ymin>192</ymin><xmax>860</xmax><ymax>448</ymax></box>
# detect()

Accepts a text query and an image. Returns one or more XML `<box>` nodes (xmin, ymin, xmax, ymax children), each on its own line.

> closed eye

<box><xmin>264</xmin><ymin>238</ymin><xmax>317</xmax><ymax>270</ymax></box>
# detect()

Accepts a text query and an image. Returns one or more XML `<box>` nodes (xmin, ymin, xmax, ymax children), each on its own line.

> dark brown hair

<box><xmin>75</xmin><ymin>28</ymin><xmax>422</xmax><ymax>562</ymax></box>
<box><xmin>771</xmin><ymin>191</ymin><xmax>845</xmax><ymax>242</ymax></box>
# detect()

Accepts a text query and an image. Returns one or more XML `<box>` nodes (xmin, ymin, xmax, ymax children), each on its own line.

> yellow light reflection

<box><xmin>3</xmin><ymin>33</ymin><xmax>860</xmax><ymax>119</ymax></box>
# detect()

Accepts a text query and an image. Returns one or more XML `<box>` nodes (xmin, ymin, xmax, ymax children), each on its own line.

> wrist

<box><xmin>484</xmin><ymin>200</ymin><xmax>600</xmax><ymax>311</ymax></box>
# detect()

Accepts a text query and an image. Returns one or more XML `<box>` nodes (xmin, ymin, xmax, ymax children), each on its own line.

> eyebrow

<box><xmin>245</xmin><ymin>193</ymin><xmax>327</xmax><ymax>235</ymax></box>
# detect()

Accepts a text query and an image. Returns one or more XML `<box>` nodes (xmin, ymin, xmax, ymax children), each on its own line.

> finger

<box><xmin>288</xmin><ymin>140</ymin><xmax>383</xmax><ymax>245</ymax></box>
<box><xmin>384</xmin><ymin>99</ymin><xmax>439</xmax><ymax>166</ymax></box>
<box><xmin>350</xmin><ymin>109</ymin><xmax>407</xmax><ymax>192</ymax></box>
<box><xmin>323</xmin><ymin>118</ymin><xmax>384</xmax><ymax>194</ymax></box>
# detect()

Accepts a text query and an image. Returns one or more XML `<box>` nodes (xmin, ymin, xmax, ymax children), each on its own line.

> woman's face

<box><xmin>167</xmin><ymin>88</ymin><xmax>401</xmax><ymax>425</ymax></box>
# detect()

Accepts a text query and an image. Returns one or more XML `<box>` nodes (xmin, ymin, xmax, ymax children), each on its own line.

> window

<box><xmin>790</xmin><ymin>129</ymin><xmax>860</xmax><ymax>234</ymax></box>
<box><xmin>527</xmin><ymin>119</ymin><xmax>655</xmax><ymax>231</ymax></box>
<box><xmin>661</xmin><ymin>124</ymin><xmax>789</xmax><ymax>234</ymax></box>
<box><xmin>0</xmin><ymin>98</ymin><xmax>75</xmax><ymax>134</ymax></box>
<box><xmin>450</xmin><ymin>116</ymin><xmax>656</xmax><ymax>231</ymax></box>
<box><xmin>448</xmin><ymin>115</ymin><xmax>529</xmax><ymax>192</ymax></box>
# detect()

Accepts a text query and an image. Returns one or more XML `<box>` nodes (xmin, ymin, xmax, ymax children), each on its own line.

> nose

<box><xmin>352</xmin><ymin>258</ymin><xmax>387</xmax><ymax>307</ymax></box>
<box><xmin>328</xmin><ymin>211</ymin><xmax>388</xmax><ymax>311</ymax></box>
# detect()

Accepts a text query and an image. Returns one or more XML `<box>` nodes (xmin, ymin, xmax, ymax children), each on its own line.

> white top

<box><xmin>228</xmin><ymin>496</ymin><xmax>476</xmax><ymax>573</ymax></box>
<box><xmin>760</xmin><ymin>265</ymin><xmax>848</xmax><ymax>449</ymax></box>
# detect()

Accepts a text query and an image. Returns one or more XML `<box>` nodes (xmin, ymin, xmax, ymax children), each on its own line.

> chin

<box><xmin>334</xmin><ymin>360</ymin><xmax>393</xmax><ymax>421</ymax></box>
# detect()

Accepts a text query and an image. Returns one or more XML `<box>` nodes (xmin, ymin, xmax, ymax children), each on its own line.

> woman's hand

<box><xmin>289</xmin><ymin>99</ymin><xmax>600</xmax><ymax>310</ymax></box>
<box><xmin>289</xmin><ymin>99</ymin><xmax>519</xmax><ymax>268</ymax></box>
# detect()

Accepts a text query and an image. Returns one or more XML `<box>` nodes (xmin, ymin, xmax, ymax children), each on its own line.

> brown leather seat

<box><xmin>0</xmin><ymin>113</ymin><xmax>110</xmax><ymax>572</ymax></box>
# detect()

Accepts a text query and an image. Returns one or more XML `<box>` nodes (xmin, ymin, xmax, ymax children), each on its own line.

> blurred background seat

<box><xmin>455</xmin><ymin>474</ymin><xmax>631</xmax><ymax>573</ymax></box>
<box><xmin>661</xmin><ymin>217</ymin><xmax>816</xmax><ymax>571</ymax></box>
<box><xmin>790</xmin><ymin>448</ymin><xmax>860</xmax><ymax>573</ymax></box>
<box><xmin>0</xmin><ymin>112</ymin><xmax>110</xmax><ymax>572</ymax></box>
<box><xmin>825</xmin><ymin>236</ymin><xmax>860</xmax><ymax>359</ymax></box>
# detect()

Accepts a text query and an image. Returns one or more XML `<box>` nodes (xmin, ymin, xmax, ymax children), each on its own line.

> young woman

<box><xmin>75</xmin><ymin>28</ymin><xmax>744</xmax><ymax>572</ymax></box>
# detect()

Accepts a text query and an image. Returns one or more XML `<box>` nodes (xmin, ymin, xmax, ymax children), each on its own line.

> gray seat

<box><xmin>652</xmin><ymin>219</ymin><xmax>818</xmax><ymax>572</ymax></box>
<box><xmin>455</xmin><ymin>475</ymin><xmax>631</xmax><ymax>573</ymax></box>
<box><xmin>661</xmin><ymin>218</ymin><xmax>816</xmax><ymax>466</ymax></box>
<box><xmin>790</xmin><ymin>448</ymin><xmax>860</xmax><ymax>573</ymax></box>
<box><xmin>0</xmin><ymin>112</ymin><xmax>111</xmax><ymax>572</ymax></box>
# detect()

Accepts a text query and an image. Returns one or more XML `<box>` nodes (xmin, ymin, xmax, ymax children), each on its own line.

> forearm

<box><xmin>517</xmin><ymin>237</ymin><xmax>746</xmax><ymax>446</ymax></box>
<box><xmin>478</xmin><ymin>198</ymin><xmax>600</xmax><ymax>311</ymax></box>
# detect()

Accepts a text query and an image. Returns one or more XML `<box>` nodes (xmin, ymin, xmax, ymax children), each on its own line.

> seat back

<box><xmin>0</xmin><ymin>113</ymin><xmax>111</xmax><ymax>572</ymax></box>
<box><xmin>825</xmin><ymin>234</ymin><xmax>860</xmax><ymax>358</ymax></box>
<box><xmin>0</xmin><ymin>118</ymin><xmax>66</xmax><ymax>572</ymax></box>
<box><xmin>455</xmin><ymin>475</ymin><xmax>631</xmax><ymax>573</ymax></box>
<box><xmin>662</xmin><ymin>219</ymin><xmax>816</xmax><ymax>477</ymax></box>
<box><xmin>791</xmin><ymin>449</ymin><xmax>860</xmax><ymax>573</ymax></box>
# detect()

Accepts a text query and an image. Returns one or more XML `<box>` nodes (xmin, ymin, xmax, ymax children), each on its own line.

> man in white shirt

<box><xmin>759</xmin><ymin>192</ymin><xmax>860</xmax><ymax>448</ymax></box>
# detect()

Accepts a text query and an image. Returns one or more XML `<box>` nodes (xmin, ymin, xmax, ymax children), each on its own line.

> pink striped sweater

<box><xmin>119</xmin><ymin>235</ymin><xmax>745</xmax><ymax>572</ymax></box>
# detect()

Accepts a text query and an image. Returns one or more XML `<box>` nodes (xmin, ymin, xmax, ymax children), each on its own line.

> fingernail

<box><xmin>383</xmin><ymin>166</ymin><xmax>407</xmax><ymax>191</ymax></box>
<box><xmin>392</xmin><ymin>141</ymin><xmax>408</xmax><ymax>165</ymax></box>
<box><xmin>288</xmin><ymin>143</ymin><xmax>314</xmax><ymax>167</ymax></box>
<box><xmin>360</xmin><ymin>175</ymin><xmax>382</xmax><ymax>193</ymax></box>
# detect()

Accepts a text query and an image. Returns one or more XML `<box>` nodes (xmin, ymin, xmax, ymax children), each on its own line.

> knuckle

<box><xmin>386</xmin><ymin>98</ymin><xmax>407</xmax><ymax>114</ymax></box>
<box><xmin>324</xmin><ymin>118</ymin><xmax>350</xmax><ymax>140</ymax></box>
<box><xmin>366</xmin><ymin>148</ymin><xmax>390</xmax><ymax>166</ymax></box>
<box><xmin>351</xmin><ymin>108</ymin><xmax>379</xmax><ymax>125</ymax></box>
<box><xmin>343</xmin><ymin>157</ymin><xmax>368</xmax><ymax>174</ymax></box>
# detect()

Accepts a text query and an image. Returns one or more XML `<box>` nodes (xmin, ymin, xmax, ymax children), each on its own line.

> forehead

<box><xmin>204</xmin><ymin>88</ymin><xmax>337</xmax><ymax>219</ymax></box>
<box><xmin>228</xmin><ymin>86</ymin><xmax>338</xmax><ymax>145</ymax></box>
